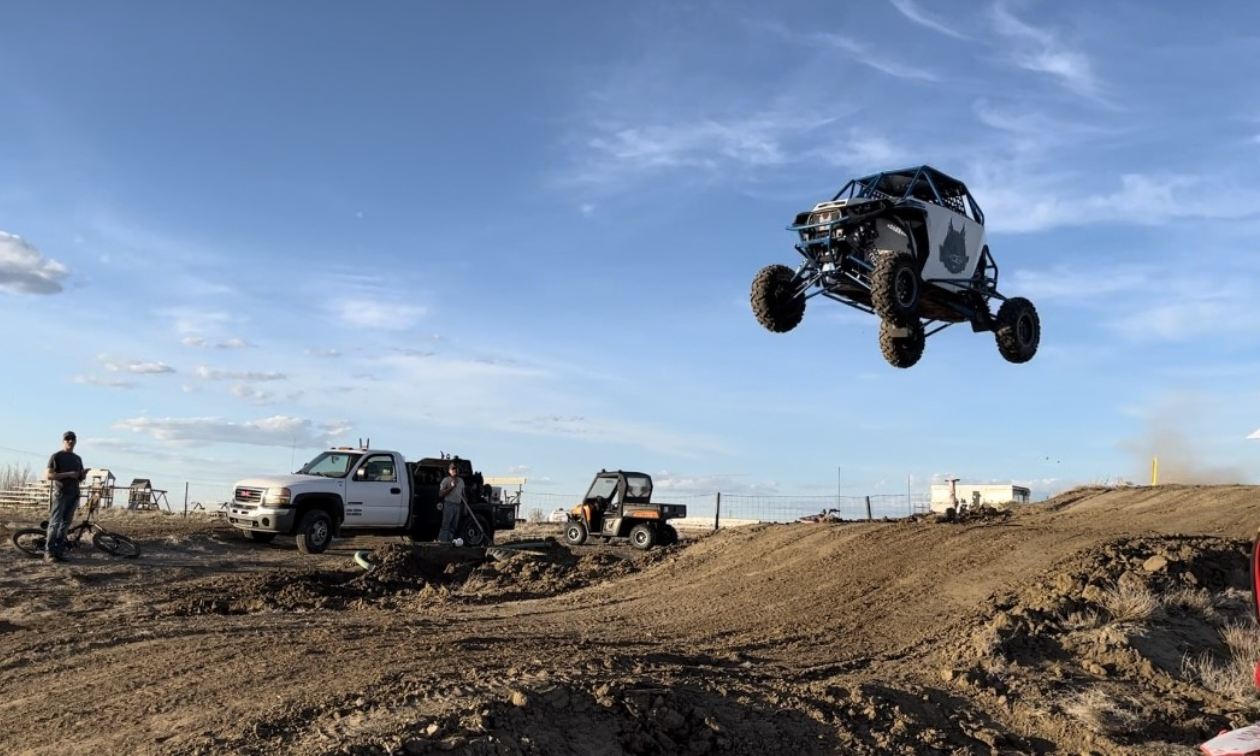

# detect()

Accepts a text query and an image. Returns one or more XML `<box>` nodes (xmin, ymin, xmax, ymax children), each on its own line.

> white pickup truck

<box><xmin>226</xmin><ymin>446</ymin><xmax>516</xmax><ymax>554</ymax></box>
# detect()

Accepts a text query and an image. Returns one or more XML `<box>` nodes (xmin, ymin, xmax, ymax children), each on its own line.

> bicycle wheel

<box><xmin>12</xmin><ymin>528</ymin><xmax>47</xmax><ymax>557</ymax></box>
<box><xmin>93</xmin><ymin>531</ymin><xmax>141</xmax><ymax>558</ymax></box>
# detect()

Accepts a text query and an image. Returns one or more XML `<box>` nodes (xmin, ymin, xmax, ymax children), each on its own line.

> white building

<box><xmin>929</xmin><ymin>482</ymin><xmax>1031</xmax><ymax>513</ymax></box>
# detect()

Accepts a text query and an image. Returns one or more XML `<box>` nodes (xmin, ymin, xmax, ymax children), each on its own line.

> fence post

<box><xmin>183</xmin><ymin>481</ymin><xmax>189</xmax><ymax>518</ymax></box>
<box><xmin>714</xmin><ymin>492</ymin><xmax>721</xmax><ymax>531</ymax></box>
<box><xmin>865</xmin><ymin>495</ymin><xmax>872</xmax><ymax>521</ymax></box>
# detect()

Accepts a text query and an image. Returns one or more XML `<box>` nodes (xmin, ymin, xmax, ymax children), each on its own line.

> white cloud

<box><xmin>652</xmin><ymin>472</ymin><xmax>780</xmax><ymax>496</ymax></box>
<box><xmin>0</xmin><ymin>231</ymin><xmax>70</xmax><ymax>295</ymax></box>
<box><xmin>1110</xmin><ymin>298</ymin><xmax>1254</xmax><ymax>343</ymax></box>
<box><xmin>989</xmin><ymin>3</ymin><xmax>1106</xmax><ymax>103</ymax></box>
<box><xmin>74</xmin><ymin>375</ymin><xmax>135</xmax><ymax>390</ymax></box>
<box><xmin>888</xmin><ymin>0</ymin><xmax>970</xmax><ymax>40</ymax></box>
<box><xmin>181</xmin><ymin>336</ymin><xmax>207</xmax><ymax>347</ymax></box>
<box><xmin>215</xmin><ymin>337</ymin><xmax>252</xmax><ymax>349</ymax></box>
<box><xmin>97</xmin><ymin>355</ymin><xmax>176</xmax><ymax>374</ymax></box>
<box><xmin>305</xmin><ymin>347</ymin><xmax>342</xmax><ymax>359</ymax></box>
<box><xmin>807</xmin><ymin>32</ymin><xmax>939</xmax><ymax>81</ymax></box>
<box><xmin>332</xmin><ymin>297</ymin><xmax>427</xmax><ymax>331</ymax></box>
<box><xmin>229</xmin><ymin>384</ymin><xmax>275</xmax><ymax>404</ymax></box>
<box><xmin>114</xmin><ymin>415</ymin><xmax>353</xmax><ymax>448</ymax></box>
<box><xmin>194</xmin><ymin>365</ymin><xmax>286</xmax><ymax>381</ymax></box>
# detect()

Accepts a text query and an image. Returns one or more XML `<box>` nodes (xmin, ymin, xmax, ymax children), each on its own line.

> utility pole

<box><xmin>836</xmin><ymin>466</ymin><xmax>841</xmax><ymax>511</ymax></box>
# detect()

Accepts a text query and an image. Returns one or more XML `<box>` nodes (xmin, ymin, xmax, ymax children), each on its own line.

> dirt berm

<box><xmin>2</xmin><ymin>483</ymin><xmax>1260</xmax><ymax>755</ymax></box>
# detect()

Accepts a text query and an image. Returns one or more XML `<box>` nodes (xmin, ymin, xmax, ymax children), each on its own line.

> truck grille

<box><xmin>234</xmin><ymin>487</ymin><xmax>263</xmax><ymax>504</ymax></box>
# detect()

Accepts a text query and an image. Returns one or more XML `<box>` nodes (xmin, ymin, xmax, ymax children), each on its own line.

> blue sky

<box><xmin>2</xmin><ymin>0</ymin><xmax>1260</xmax><ymax>506</ymax></box>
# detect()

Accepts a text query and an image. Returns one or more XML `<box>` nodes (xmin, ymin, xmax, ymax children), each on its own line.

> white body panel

<box><xmin>914</xmin><ymin>200</ymin><xmax>987</xmax><ymax>289</ymax></box>
<box><xmin>346</xmin><ymin>452</ymin><xmax>408</xmax><ymax>527</ymax></box>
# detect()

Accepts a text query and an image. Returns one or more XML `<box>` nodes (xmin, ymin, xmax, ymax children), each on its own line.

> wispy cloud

<box><xmin>97</xmin><ymin>354</ymin><xmax>176</xmax><ymax>374</ymax></box>
<box><xmin>0</xmin><ymin>231</ymin><xmax>70</xmax><ymax>295</ymax></box>
<box><xmin>215</xmin><ymin>337</ymin><xmax>252</xmax><ymax>349</ymax></box>
<box><xmin>989</xmin><ymin>2</ymin><xmax>1106</xmax><ymax>103</ymax></box>
<box><xmin>114</xmin><ymin>415</ymin><xmax>353</xmax><ymax>448</ymax></box>
<box><xmin>305</xmin><ymin>347</ymin><xmax>342</xmax><ymax>359</ymax></box>
<box><xmin>74</xmin><ymin>375</ymin><xmax>135</xmax><ymax>390</ymax></box>
<box><xmin>888</xmin><ymin>0</ymin><xmax>970</xmax><ymax>40</ymax></box>
<box><xmin>229</xmin><ymin>384</ymin><xmax>277</xmax><ymax>404</ymax></box>
<box><xmin>331</xmin><ymin>297</ymin><xmax>426</xmax><ymax>331</ymax></box>
<box><xmin>194</xmin><ymin>366</ymin><xmax>286</xmax><ymax>381</ymax></box>
<box><xmin>652</xmin><ymin>471</ymin><xmax>780</xmax><ymax>495</ymax></box>
<box><xmin>805</xmin><ymin>31</ymin><xmax>939</xmax><ymax>81</ymax></box>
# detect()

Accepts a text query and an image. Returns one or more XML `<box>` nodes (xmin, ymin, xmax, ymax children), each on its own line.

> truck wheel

<box><xmin>751</xmin><ymin>264</ymin><xmax>805</xmax><ymax>333</ymax></box>
<box><xmin>871</xmin><ymin>252</ymin><xmax>920</xmax><ymax>325</ymax></box>
<box><xmin>247</xmin><ymin>531</ymin><xmax>276</xmax><ymax>544</ymax></box>
<box><xmin>295</xmin><ymin>511</ymin><xmax>332</xmax><ymax>555</ymax></box>
<box><xmin>629</xmin><ymin>523</ymin><xmax>657</xmax><ymax>550</ymax></box>
<box><xmin>878</xmin><ymin>318</ymin><xmax>925</xmax><ymax>369</ymax></box>
<box><xmin>995</xmin><ymin>297</ymin><xmax>1040</xmax><ymax>363</ymax></box>
<box><xmin>461</xmin><ymin>516</ymin><xmax>494</xmax><ymax>547</ymax></box>
<box><xmin>564</xmin><ymin>521</ymin><xmax>588</xmax><ymax>546</ymax></box>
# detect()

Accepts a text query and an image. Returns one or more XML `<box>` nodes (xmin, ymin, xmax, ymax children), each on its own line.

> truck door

<box><xmin>347</xmin><ymin>454</ymin><xmax>407</xmax><ymax>527</ymax></box>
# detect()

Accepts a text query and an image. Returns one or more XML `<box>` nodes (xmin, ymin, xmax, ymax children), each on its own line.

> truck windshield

<box><xmin>298</xmin><ymin>452</ymin><xmax>362</xmax><ymax>478</ymax></box>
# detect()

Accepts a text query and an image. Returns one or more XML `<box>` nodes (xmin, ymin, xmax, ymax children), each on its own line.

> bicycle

<box><xmin>11</xmin><ymin>488</ymin><xmax>141</xmax><ymax>559</ymax></box>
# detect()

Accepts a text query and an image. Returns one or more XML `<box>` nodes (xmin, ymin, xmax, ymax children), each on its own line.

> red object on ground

<box><xmin>1254</xmin><ymin>661</ymin><xmax>1260</xmax><ymax>692</ymax></box>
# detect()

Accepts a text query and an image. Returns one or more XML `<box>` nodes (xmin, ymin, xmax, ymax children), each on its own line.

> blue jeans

<box><xmin>46</xmin><ymin>490</ymin><xmax>79</xmax><ymax>556</ymax></box>
<box><xmin>437</xmin><ymin>499</ymin><xmax>460</xmax><ymax>543</ymax></box>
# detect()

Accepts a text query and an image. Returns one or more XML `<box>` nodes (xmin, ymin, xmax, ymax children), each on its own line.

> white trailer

<box><xmin>929</xmin><ymin>482</ymin><xmax>1030</xmax><ymax>513</ymax></box>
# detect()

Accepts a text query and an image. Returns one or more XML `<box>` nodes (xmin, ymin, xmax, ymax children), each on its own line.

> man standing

<box><xmin>437</xmin><ymin>462</ymin><xmax>465</xmax><ymax>546</ymax></box>
<box><xmin>45</xmin><ymin>431</ymin><xmax>86</xmax><ymax>562</ymax></box>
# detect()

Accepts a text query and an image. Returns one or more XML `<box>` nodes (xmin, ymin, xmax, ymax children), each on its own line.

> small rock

<box><xmin>510</xmin><ymin>690</ymin><xmax>530</xmax><ymax>707</ymax></box>
<box><xmin>1143</xmin><ymin>555</ymin><xmax>1168</xmax><ymax>572</ymax></box>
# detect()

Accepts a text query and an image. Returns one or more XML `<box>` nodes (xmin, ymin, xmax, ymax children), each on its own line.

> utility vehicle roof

<box><xmin>836</xmin><ymin>165</ymin><xmax>984</xmax><ymax>224</ymax></box>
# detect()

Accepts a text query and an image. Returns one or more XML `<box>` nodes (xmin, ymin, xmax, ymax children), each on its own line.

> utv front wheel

<box><xmin>879</xmin><ymin>318</ymin><xmax>926</xmax><ymax>369</ymax></box>
<box><xmin>564</xmin><ymin>521</ymin><xmax>588</xmax><ymax>546</ymax></box>
<box><xmin>751</xmin><ymin>264</ymin><xmax>805</xmax><ymax>333</ymax></box>
<box><xmin>871</xmin><ymin>252</ymin><xmax>921</xmax><ymax>325</ymax></box>
<box><xmin>995</xmin><ymin>297</ymin><xmax>1040</xmax><ymax>364</ymax></box>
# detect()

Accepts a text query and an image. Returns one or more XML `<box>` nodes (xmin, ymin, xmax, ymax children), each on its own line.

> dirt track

<box><xmin>3</xmin><ymin>484</ymin><xmax>1260</xmax><ymax>755</ymax></box>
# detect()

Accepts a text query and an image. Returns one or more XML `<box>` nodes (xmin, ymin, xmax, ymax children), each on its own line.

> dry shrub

<box><xmin>0</xmin><ymin>462</ymin><xmax>34</xmax><ymax>492</ymax></box>
<box><xmin>1062</xmin><ymin>609</ymin><xmax>1104</xmax><ymax>631</ymax></box>
<box><xmin>1162</xmin><ymin>587</ymin><xmax>1217</xmax><ymax>619</ymax></box>
<box><xmin>1099</xmin><ymin>583</ymin><xmax>1161</xmax><ymax>625</ymax></box>
<box><xmin>1061</xmin><ymin>688</ymin><xmax>1142</xmax><ymax>735</ymax></box>
<box><xmin>1180</xmin><ymin>620</ymin><xmax>1260</xmax><ymax>703</ymax></box>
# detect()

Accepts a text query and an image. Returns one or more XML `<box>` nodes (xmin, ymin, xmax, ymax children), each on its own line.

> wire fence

<box><xmin>515</xmin><ymin>491</ymin><xmax>933</xmax><ymax>528</ymax></box>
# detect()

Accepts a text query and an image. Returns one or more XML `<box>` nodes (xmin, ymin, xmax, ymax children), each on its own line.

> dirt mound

<box><xmin>162</xmin><ymin>539</ymin><xmax>663</xmax><ymax>615</ymax></box>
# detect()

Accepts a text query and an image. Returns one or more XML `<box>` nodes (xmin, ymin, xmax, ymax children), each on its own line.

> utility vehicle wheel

<box><xmin>660</xmin><ymin>524</ymin><xmax>679</xmax><ymax>546</ymax></box>
<box><xmin>751</xmin><ymin>264</ymin><xmax>805</xmax><ymax>333</ymax></box>
<box><xmin>247</xmin><ymin>531</ymin><xmax>276</xmax><ymax>544</ymax></box>
<box><xmin>871</xmin><ymin>252</ymin><xmax>921</xmax><ymax>325</ymax></box>
<box><xmin>564</xmin><ymin>521</ymin><xmax>588</xmax><ymax>546</ymax></box>
<box><xmin>878</xmin><ymin>318</ymin><xmax>926</xmax><ymax>369</ymax></box>
<box><xmin>995</xmin><ymin>297</ymin><xmax>1040</xmax><ymax>364</ymax></box>
<box><xmin>629</xmin><ymin>523</ymin><xmax>657</xmax><ymax>550</ymax></box>
<box><xmin>461</xmin><ymin>516</ymin><xmax>494</xmax><ymax>547</ymax></box>
<box><xmin>295</xmin><ymin>510</ymin><xmax>333</xmax><ymax>555</ymax></box>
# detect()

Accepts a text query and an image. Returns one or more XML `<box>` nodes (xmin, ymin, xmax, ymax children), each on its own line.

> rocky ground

<box><xmin>3</xmin><ymin>483</ymin><xmax>1260</xmax><ymax>755</ymax></box>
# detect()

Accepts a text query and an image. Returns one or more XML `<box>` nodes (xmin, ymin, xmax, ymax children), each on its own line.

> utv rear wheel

<box><xmin>629</xmin><ymin>523</ymin><xmax>657</xmax><ymax>550</ymax></box>
<box><xmin>871</xmin><ymin>252</ymin><xmax>920</xmax><ymax>325</ymax></box>
<box><xmin>295</xmin><ymin>510</ymin><xmax>333</xmax><ymax>555</ymax></box>
<box><xmin>995</xmin><ymin>297</ymin><xmax>1040</xmax><ymax>364</ymax></box>
<box><xmin>564</xmin><ymin>521</ymin><xmax>588</xmax><ymax>546</ymax></box>
<box><xmin>751</xmin><ymin>264</ymin><xmax>805</xmax><ymax>333</ymax></box>
<box><xmin>879</xmin><ymin>318</ymin><xmax>926</xmax><ymax>369</ymax></box>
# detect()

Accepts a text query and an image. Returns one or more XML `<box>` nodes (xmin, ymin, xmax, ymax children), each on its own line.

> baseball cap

<box><xmin>62</xmin><ymin>431</ymin><xmax>77</xmax><ymax>441</ymax></box>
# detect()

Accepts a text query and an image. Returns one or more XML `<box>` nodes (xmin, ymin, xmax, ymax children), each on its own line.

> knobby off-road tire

<box><xmin>995</xmin><ymin>297</ymin><xmax>1040</xmax><ymax>364</ymax></box>
<box><xmin>870</xmin><ymin>252</ymin><xmax>921</xmax><ymax>326</ymax></box>
<box><xmin>878</xmin><ymin>318</ymin><xmax>926</xmax><ymax>369</ymax></box>
<box><xmin>564</xmin><ymin>520</ymin><xmax>588</xmax><ymax>546</ymax></box>
<box><xmin>12</xmin><ymin>528</ymin><xmax>47</xmax><ymax>557</ymax></box>
<box><xmin>660</xmin><ymin>524</ymin><xmax>679</xmax><ymax>547</ymax></box>
<box><xmin>247</xmin><ymin>531</ymin><xmax>277</xmax><ymax>544</ymax></box>
<box><xmin>751</xmin><ymin>264</ymin><xmax>806</xmax><ymax>333</ymax></box>
<box><xmin>93</xmin><ymin>531</ymin><xmax>141</xmax><ymax>558</ymax></box>
<box><xmin>629</xmin><ymin>523</ymin><xmax>657</xmax><ymax>550</ymax></box>
<box><xmin>295</xmin><ymin>510</ymin><xmax>333</xmax><ymax>555</ymax></box>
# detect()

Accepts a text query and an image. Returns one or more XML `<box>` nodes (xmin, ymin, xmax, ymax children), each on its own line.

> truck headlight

<box><xmin>262</xmin><ymin>487</ymin><xmax>292</xmax><ymax>506</ymax></box>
